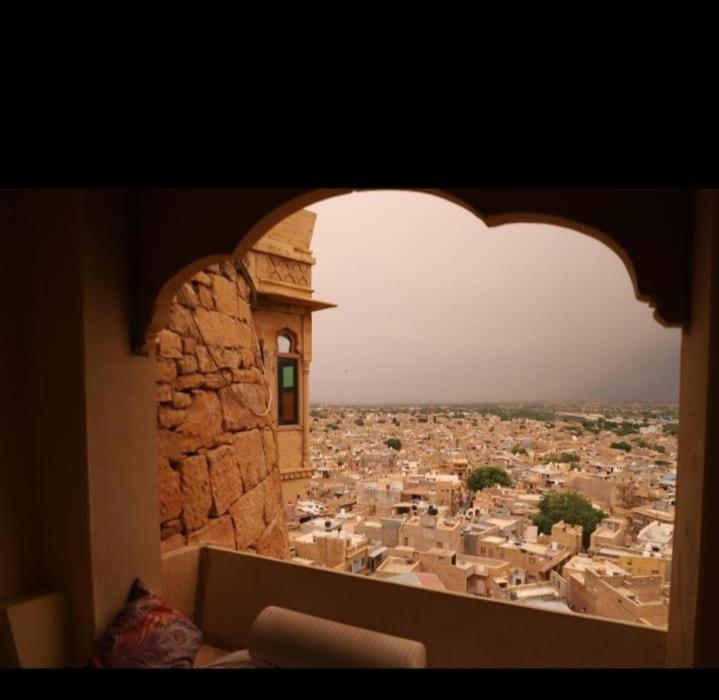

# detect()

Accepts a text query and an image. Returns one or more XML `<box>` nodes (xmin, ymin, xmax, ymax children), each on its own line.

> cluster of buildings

<box><xmin>281</xmin><ymin>404</ymin><xmax>677</xmax><ymax>629</ymax></box>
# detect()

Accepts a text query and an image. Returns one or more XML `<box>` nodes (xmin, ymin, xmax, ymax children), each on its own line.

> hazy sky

<box><xmin>305</xmin><ymin>191</ymin><xmax>680</xmax><ymax>405</ymax></box>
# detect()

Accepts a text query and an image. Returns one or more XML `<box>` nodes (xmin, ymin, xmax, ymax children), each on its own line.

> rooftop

<box><xmin>512</xmin><ymin>585</ymin><xmax>556</xmax><ymax>600</ymax></box>
<box><xmin>376</xmin><ymin>558</ymin><xmax>418</xmax><ymax>576</ymax></box>
<box><xmin>517</xmin><ymin>598</ymin><xmax>574</xmax><ymax>614</ymax></box>
<box><xmin>564</xmin><ymin>555</ymin><xmax>627</xmax><ymax>578</ymax></box>
<box><xmin>483</xmin><ymin>536</ymin><xmax>507</xmax><ymax>544</ymax></box>
<box><xmin>385</xmin><ymin>572</ymin><xmax>447</xmax><ymax>591</ymax></box>
<box><xmin>638</xmin><ymin>522</ymin><xmax>674</xmax><ymax>545</ymax></box>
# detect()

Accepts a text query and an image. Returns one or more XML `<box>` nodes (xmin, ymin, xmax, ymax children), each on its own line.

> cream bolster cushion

<box><xmin>247</xmin><ymin>606</ymin><xmax>427</xmax><ymax>668</ymax></box>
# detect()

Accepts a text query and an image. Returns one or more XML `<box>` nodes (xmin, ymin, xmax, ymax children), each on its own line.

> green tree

<box><xmin>611</xmin><ymin>441</ymin><xmax>632</xmax><ymax>452</ymax></box>
<box><xmin>354</xmin><ymin>418</ymin><xmax>365</xmax><ymax>426</ymax></box>
<box><xmin>511</xmin><ymin>444</ymin><xmax>528</xmax><ymax>456</ymax></box>
<box><xmin>533</xmin><ymin>491</ymin><xmax>607</xmax><ymax>549</ymax></box>
<box><xmin>467</xmin><ymin>466</ymin><xmax>511</xmax><ymax>491</ymax></box>
<box><xmin>385</xmin><ymin>438</ymin><xmax>402</xmax><ymax>451</ymax></box>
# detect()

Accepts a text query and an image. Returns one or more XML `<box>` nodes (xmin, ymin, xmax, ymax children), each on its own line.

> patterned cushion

<box><xmin>91</xmin><ymin>579</ymin><xmax>204</xmax><ymax>668</ymax></box>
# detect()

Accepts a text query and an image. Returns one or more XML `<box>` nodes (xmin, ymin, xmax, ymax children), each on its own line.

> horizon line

<box><xmin>309</xmin><ymin>400</ymin><xmax>679</xmax><ymax>407</ymax></box>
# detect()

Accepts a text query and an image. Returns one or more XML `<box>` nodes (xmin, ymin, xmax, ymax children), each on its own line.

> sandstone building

<box><xmin>155</xmin><ymin>210</ymin><xmax>334</xmax><ymax>556</ymax></box>
<box><xmin>244</xmin><ymin>210</ymin><xmax>335</xmax><ymax>502</ymax></box>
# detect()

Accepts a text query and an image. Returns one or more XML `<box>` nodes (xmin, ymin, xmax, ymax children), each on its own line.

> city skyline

<box><xmin>307</xmin><ymin>191</ymin><xmax>681</xmax><ymax>405</ymax></box>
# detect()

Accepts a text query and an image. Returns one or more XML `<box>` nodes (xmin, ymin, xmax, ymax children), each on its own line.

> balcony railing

<box><xmin>162</xmin><ymin>545</ymin><xmax>666</xmax><ymax>668</ymax></box>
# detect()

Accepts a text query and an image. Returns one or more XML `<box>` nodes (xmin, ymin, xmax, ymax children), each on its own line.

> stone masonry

<box><xmin>156</xmin><ymin>260</ymin><xmax>290</xmax><ymax>559</ymax></box>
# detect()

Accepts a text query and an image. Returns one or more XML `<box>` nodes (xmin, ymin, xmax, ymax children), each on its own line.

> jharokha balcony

<box><xmin>0</xmin><ymin>188</ymin><xmax>717</xmax><ymax>669</ymax></box>
<box><xmin>161</xmin><ymin>544</ymin><xmax>666</xmax><ymax>668</ymax></box>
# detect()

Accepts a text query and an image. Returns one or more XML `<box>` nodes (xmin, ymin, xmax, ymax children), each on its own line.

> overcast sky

<box><xmin>305</xmin><ymin>191</ymin><xmax>680</xmax><ymax>405</ymax></box>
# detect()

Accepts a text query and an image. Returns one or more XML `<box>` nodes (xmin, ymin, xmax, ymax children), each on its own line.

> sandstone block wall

<box><xmin>155</xmin><ymin>260</ymin><xmax>290</xmax><ymax>559</ymax></box>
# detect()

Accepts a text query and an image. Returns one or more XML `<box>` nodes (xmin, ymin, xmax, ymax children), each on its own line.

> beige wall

<box><xmin>550</xmin><ymin>522</ymin><xmax>582</xmax><ymax>555</ymax></box>
<box><xmin>83</xmin><ymin>193</ymin><xmax>164</xmax><ymax>643</ymax></box>
<box><xmin>278</xmin><ymin>429</ymin><xmax>303</xmax><ymax>473</ymax></box>
<box><xmin>569</xmin><ymin>474</ymin><xmax>618</xmax><ymax>507</ymax></box>
<box><xmin>667</xmin><ymin>190</ymin><xmax>719</xmax><ymax>666</ymax></box>
<box><xmin>593</xmin><ymin>578</ymin><xmax>668</xmax><ymax>628</ymax></box>
<box><xmin>293</xmin><ymin>536</ymin><xmax>346</xmax><ymax>569</ymax></box>
<box><xmin>0</xmin><ymin>193</ymin><xmax>43</xmax><ymax>604</ymax></box>
<box><xmin>590</xmin><ymin>527</ymin><xmax>626</xmax><ymax>550</ymax></box>
<box><xmin>0</xmin><ymin>191</ymin><xmax>97</xmax><ymax>665</ymax></box>
<box><xmin>617</xmin><ymin>555</ymin><xmax>667</xmax><ymax>580</ymax></box>
<box><xmin>196</xmin><ymin>547</ymin><xmax>666</xmax><ymax>668</ymax></box>
<box><xmin>566</xmin><ymin>574</ymin><xmax>594</xmax><ymax>615</ymax></box>
<box><xmin>400</xmin><ymin>520</ymin><xmax>462</xmax><ymax>552</ymax></box>
<box><xmin>417</xmin><ymin>553</ymin><xmax>472</xmax><ymax>594</ymax></box>
<box><xmin>0</xmin><ymin>191</ymin><xmax>152</xmax><ymax>664</ymax></box>
<box><xmin>568</xmin><ymin>570</ymin><xmax>668</xmax><ymax>629</ymax></box>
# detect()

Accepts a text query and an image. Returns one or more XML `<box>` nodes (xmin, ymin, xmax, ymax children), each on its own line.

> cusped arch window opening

<box><xmin>149</xmin><ymin>190</ymin><xmax>679</xmax><ymax>639</ymax></box>
<box><xmin>277</xmin><ymin>332</ymin><xmax>293</xmax><ymax>354</ymax></box>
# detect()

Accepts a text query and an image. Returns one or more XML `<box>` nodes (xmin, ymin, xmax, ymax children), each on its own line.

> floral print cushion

<box><xmin>91</xmin><ymin>579</ymin><xmax>204</xmax><ymax>668</ymax></box>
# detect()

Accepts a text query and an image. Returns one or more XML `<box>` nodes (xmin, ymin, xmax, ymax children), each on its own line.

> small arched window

<box><xmin>277</xmin><ymin>332</ymin><xmax>298</xmax><ymax>426</ymax></box>
<box><xmin>277</xmin><ymin>333</ymin><xmax>293</xmax><ymax>354</ymax></box>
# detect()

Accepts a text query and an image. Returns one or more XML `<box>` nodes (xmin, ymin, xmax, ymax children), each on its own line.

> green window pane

<box><xmin>282</xmin><ymin>365</ymin><xmax>295</xmax><ymax>388</ymax></box>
